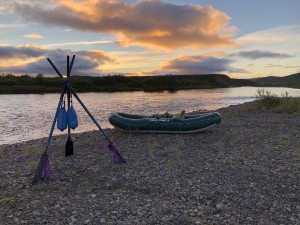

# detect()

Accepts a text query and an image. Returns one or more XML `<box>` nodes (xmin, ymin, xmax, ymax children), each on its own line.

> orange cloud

<box><xmin>13</xmin><ymin>0</ymin><xmax>236</xmax><ymax>50</ymax></box>
<box><xmin>149</xmin><ymin>55</ymin><xmax>246</xmax><ymax>75</ymax></box>
<box><xmin>24</xmin><ymin>33</ymin><xmax>44</xmax><ymax>38</ymax></box>
<box><xmin>77</xmin><ymin>50</ymin><xmax>117</xmax><ymax>64</ymax></box>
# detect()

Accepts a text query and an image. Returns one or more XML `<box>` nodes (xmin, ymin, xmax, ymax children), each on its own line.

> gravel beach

<box><xmin>0</xmin><ymin>102</ymin><xmax>299</xmax><ymax>225</ymax></box>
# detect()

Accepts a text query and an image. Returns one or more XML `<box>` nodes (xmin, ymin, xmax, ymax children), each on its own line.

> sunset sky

<box><xmin>0</xmin><ymin>0</ymin><xmax>299</xmax><ymax>78</ymax></box>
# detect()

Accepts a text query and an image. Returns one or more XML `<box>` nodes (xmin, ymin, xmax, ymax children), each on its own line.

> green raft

<box><xmin>108</xmin><ymin>112</ymin><xmax>222</xmax><ymax>133</ymax></box>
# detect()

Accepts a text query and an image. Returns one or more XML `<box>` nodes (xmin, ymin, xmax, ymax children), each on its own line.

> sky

<box><xmin>0</xmin><ymin>0</ymin><xmax>299</xmax><ymax>78</ymax></box>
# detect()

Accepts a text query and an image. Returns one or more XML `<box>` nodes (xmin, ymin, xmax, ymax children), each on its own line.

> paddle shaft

<box><xmin>45</xmin><ymin>86</ymin><xmax>66</xmax><ymax>154</ymax></box>
<box><xmin>67</xmin><ymin>56</ymin><xmax>71</xmax><ymax>138</ymax></box>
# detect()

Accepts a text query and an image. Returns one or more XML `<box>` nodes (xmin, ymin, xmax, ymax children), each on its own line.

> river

<box><xmin>1</xmin><ymin>86</ymin><xmax>300</xmax><ymax>145</ymax></box>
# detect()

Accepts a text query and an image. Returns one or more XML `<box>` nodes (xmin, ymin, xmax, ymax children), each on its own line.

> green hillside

<box><xmin>252</xmin><ymin>73</ymin><xmax>300</xmax><ymax>87</ymax></box>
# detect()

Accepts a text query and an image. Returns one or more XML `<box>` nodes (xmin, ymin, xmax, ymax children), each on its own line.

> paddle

<box><xmin>65</xmin><ymin>55</ymin><xmax>74</xmax><ymax>157</ymax></box>
<box><xmin>32</xmin><ymin>87</ymin><xmax>66</xmax><ymax>184</ymax></box>
<box><xmin>65</xmin><ymin>136</ymin><xmax>73</xmax><ymax>157</ymax></box>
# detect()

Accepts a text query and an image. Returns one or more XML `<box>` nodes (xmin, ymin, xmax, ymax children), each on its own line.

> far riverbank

<box><xmin>0</xmin><ymin>74</ymin><xmax>256</xmax><ymax>94</ymax></box>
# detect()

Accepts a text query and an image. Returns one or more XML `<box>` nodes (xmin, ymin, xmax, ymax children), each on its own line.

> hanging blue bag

<box><xmin>67</xmin><ymin>105</ymin><xmax>78</xmax><ymax>129</ymax></box>
<box><xmin>57</xmin><ymin>103</ymin><xmax>68</xmax><ymax>131</ymax></box>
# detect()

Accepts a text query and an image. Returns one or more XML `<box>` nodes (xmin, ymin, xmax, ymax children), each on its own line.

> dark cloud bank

<box><xmin>0</xmin><ymin>46</ymin><xmax>115</xmax><ymax>76</ymax></box>
<box><xmin>230</xmin><ymin>50</ymin><xmax>292</xmax><ymax>59</ymax></box>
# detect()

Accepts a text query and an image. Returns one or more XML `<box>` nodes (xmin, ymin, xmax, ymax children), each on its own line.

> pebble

<box><xmin>32</xmin><ymin>211</ymin><xmax>40</xmax><ymax>216</ymax></box>
<box><xmin>70</xmin><ymin>217</ymin><xmax>77</xmax><ymax>223</ymax></box>
<box><xmin>216</xmin><ymin>203</ymin><xmax>224</xmax><ymax>209</ymax></box>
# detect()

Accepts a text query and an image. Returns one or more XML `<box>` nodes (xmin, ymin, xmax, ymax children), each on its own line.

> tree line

<box><xmin>0</xmin><ymin>73</ymin><xmax>255</xmax><ymax>94</ymax></box>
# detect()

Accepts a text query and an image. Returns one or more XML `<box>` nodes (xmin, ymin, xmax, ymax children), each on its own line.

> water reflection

<box><xmin>1</xmin><ymin>86</ymin><xmax>300</xmax><ymax>145</ymax></box>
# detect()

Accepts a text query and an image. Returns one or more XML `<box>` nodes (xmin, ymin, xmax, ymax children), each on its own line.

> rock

<box><xmin>32</xmin><ymin>211</ymin><xmax>40</xmax><ymax>216</ymax></box>
<box><xmin>216</xmin><ymin>203</ymin><xmax>224</xmax><ymax>210</ymax></box>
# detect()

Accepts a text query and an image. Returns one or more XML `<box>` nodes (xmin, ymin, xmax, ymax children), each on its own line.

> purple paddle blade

<box><xmin>107</xmin><ymin>142</ymin><xmax>125</xmax><ymax>163</ymax></box>
<box><xmin>42</xmin><ymin>154</ymin><xmax>51</xmax><ymax>179</ymax></box>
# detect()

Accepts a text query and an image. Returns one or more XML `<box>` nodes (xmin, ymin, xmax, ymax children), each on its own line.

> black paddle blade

<box><xmin>65</xmin><ymin>137</ymin><xmax>74</xmax><ymax>157</ymax></box>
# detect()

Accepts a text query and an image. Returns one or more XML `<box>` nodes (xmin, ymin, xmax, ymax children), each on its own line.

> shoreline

<box><xmin>1</xmin><ymin>102</ymin><xmax>300</xmax><ymax>224</ymax></box>
<box><xmin>0</xmin><ymin>101</ymin><xmax>254</xmax><ymax>147</ymax></box>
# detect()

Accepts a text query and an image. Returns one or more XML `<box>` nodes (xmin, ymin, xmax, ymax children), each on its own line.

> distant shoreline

<box><xmin>0</xmin><ymin>74</ymin><xmax>258</xmax><ymax>94</ymax></box>
<box><xmin>2</xmin><ymin>72</ymin><xmax>299</xmax><ymax>94</ymax></box>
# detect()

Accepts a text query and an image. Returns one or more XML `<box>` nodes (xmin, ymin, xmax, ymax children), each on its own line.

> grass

<box><xmin>256</xmin><ymin>89</ymin><xmax>300</xmax><ymax>114</ymax></box>
<box><xmin>24</xmin><ymin>145</ymin><xmax>41</xmax><ymax>156</ymax></box>
<box><xmin>1</xmin><ymin>196</ymin><xmax>16</xmax><ymax>206</ymax></box>
<box><xmin>25</xmin><ymin>159</ymin><xmax>39</xmax><ymax>170</ymax></box>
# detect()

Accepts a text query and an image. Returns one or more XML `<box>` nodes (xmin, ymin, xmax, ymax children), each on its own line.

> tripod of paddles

<box><xmin>32</xmin><ymin>55</ymin><xmax>125</xmax><ymax>184</ymax></box>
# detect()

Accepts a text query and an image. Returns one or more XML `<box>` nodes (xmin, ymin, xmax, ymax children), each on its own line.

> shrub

<box><xmin>256</xmin><ymin>89</ymin><xmax>281</xmax><ymax>109</ymax></box>
<box><xmin>256</xmin><ymin>89</ymin><xmax>300</xmax><ymax>114</ymax></box>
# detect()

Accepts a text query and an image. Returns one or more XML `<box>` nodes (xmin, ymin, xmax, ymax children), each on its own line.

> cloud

<box><xmin>236</xmin><ymin>25</ymin><xmax>300</xmax><ymax>46</ymax></box>
<box><xmin>0</xmin><ymin>23</ymin><xmax>26</xmax><ymax>29</ymax></box>
<box><xmin>0</xmin><ymin>46</ymin><xmax>45</xmax><ymax>59</ymax></box>
<box><xmin>230</xmin><ymin>50</ymin><xmax>292</xmax><ymax>59</ymax></box>
<box><xmin>282</xmin><ymin>65</ymin><xmax>300</xmax><ymax>69</ymax></box>
<box><xmin>265</xmin><ymin>64</ymin><xmax>282</xmax><ymax>68</ymax></box>
<box><xmin>44</xmin><ymin>40</ymin><xmax>114</xmax><ymax>48</ymax></box>
<box><xmin>149</xmin><ymin>55</ymin><xmax>246</xmax><ymax>75</ymax></box>
<box><xmin>0</xmin><ymin>46</ymin><xmax>117</xmax><ymax>76</ymax></box>
<box><xmin>11</xmin><ymin>0</ymin><xmax>236</xmax><ymax>50</ymax></box>
<box><xmin>0</xmin><ymin>23</ymin><xmax>19</xmax><ymax>29</ymax></box>
<box><xmin>24</xmin><ymin>33</ymin><xmax>44</xmax><ymax>38</ymax></box>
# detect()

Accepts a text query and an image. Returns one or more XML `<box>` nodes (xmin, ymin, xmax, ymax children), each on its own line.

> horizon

<box><xmin>0</xmin><ymin>0</ymin><xmax>299</xmax><ymax>79</ymax></box>
<box><xmin>2</xmin><ymin>71</ymin><xmax>300</xmax><ymax>81</ymax></box>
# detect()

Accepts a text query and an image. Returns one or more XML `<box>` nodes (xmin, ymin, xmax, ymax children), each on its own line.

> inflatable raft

<box><xmin>109</xmin><ymin>112</ymin><xmax>221</xmax><ymax>133</ymax></box>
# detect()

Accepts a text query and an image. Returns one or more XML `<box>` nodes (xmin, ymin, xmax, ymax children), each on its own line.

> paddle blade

<box><xmin>32</xmin><ymin>154</ymin><xmax>51</xmax><ymax>184</ymax></box>
<box><xmin>107</xmin><ymin>142</ymin><xmax>125</xmax><ymax>163</ymax></box>
<box><xmin>65</xmin><ymin>137</ymin><xmax>74</xmax><ymax>157</ymax></box>
<box><xmin>42</xmin><ymin>154</ymin><xmax>51</xmax><ymax>179</ymax></box>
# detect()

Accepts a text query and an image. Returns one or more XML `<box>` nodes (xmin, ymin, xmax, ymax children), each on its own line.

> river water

<box><xmin>1</xmin><ymin>86</ymin><xmax>300</xmax><ymax>145</ymax></box>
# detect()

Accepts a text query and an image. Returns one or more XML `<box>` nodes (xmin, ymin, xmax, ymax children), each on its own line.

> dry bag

<box><xmin>67</xmin><ymin>106</ymin><xmax>78</xmax><ymax>129</ymax></box>
<box><xmin>57</xmin><ymin>105</ymin><xmax>68</xmax><ymax>131</ymax></box>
